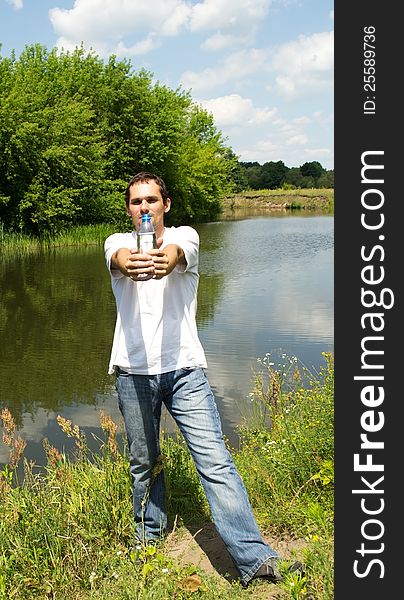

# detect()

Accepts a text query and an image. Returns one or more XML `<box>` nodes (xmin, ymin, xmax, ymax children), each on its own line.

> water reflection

<box><xmin>0</xmin><ymin>248</ymin><xmax>115</xmax><ymax>426</ymax></box>
<box><xmin>194</xmin><ymin>215</ymin><xmax>334</xmax><ymax>438</ymax></box>
<box><xmin>1</xmin><ymin>214</ymin><xmax>333</xmax><ymax>463</ymax></box>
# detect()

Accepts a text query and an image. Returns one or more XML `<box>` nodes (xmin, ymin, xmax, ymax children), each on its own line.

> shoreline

<box><xmin>0</xmin><ymin>190</ymin><xmax>334</xmax><ymax>254</ymax></box>
<box><xmin>220</xmin><ymin>188</ymin><xmax>334</xmax><ymax>212</ymax></box>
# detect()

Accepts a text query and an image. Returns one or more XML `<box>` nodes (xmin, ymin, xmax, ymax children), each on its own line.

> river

<box><xmin>0</xmin><ymin>211</ymin><xmax>333</xmax><ymax>464</ymax></box>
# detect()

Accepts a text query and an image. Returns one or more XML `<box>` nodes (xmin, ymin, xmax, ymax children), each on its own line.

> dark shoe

<box><xmin>241</xmin><ymin>558</ymin><xmax>305</xmax><ymax>588</ymax></box>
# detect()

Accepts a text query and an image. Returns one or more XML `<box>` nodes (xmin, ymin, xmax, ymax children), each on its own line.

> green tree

<box><xmin>260</xmin><ymin>160</ymin><xmax>289</xmax><ymax>189</ymax></box>
<box><xmin>222</xmin><ymin>148</ymin><xmax>247</xmax><ymax>192</ymax></box>
<box><xmin>284</xmin><ymin>167</ymin><xmax>312</xmax><ymax>188</ymax></box>
<box><xmin>239</xmin><ymin>162</ymin><xmax>263</xmax><ymax>189</ymax></box>
<box><xmin>317</xmin><ymin>170</ymin><xmax>334</xmax><ymax>188</ymax></box>
<box><xmin>300</xmin><ymin>161</ymin><xmax>325</xmax><ymax>184</ymax></box>
<box><xmin>168</xmin><ymin>106</ymin><xmax>237</xmax><ymax>223</ymax></box>
<box><xmin>0</xmin><ymin>44</ymin><xmax>236</xmax><ymax>234</ymax></box>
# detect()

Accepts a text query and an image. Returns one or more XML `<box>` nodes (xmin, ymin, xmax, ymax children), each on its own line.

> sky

<box><xmin>0</xmin><ymin>0</ymin><xmax>334</xmax><ymax>170</ymax></box>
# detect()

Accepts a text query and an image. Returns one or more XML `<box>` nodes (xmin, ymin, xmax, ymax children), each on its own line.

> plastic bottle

<box><xmin>137</xmin><ymin>213</ymin><xmax>157</xmax><ymax>253</ymax></box>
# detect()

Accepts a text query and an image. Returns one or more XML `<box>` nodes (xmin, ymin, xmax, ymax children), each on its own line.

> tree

<box><xmin>300</xmin><ymin>161</ymin><xmax>325</xmax><ymax>184</ymax></box>
<box><xmin>0</xmin><ymin>45</ymin><xmax>236</xmax><ymax>234</ymax></box>
<box><xmin>317</xmin><ymin>170</ymin><xmax>334</xmax><ymax>188</ymax></box>
<box><xmin>284</xmin><ymin>168</ymin><xmax>308</xmax><ymax>188</ymax></box>
<box><xmin>167</xmin><ymin>106</ymin><xmax>238</xmax><ymax>223</ymax></box>
<box><xmin>239</xmin><ymin>162</ymin><xmax>263</xmax><ymax>189</ymax></box>
<box><xmin>222</xmin><ymin>149</ymin><xmax>247</xmax><ymax>192</ymax></box>
<box><xmin>260</xmin><ymin>161</ymin><xmax>289</xmax><ymax>189</ymax></box>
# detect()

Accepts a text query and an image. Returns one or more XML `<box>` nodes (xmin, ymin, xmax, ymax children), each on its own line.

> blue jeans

<box><xmin>115</xmin><ymin>366</ymin><xmax>278</xmax><ymax>583</ymax></box>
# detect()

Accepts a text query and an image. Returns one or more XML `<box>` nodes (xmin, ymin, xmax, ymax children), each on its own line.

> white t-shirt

<box><xmin>104</xmin><ymin>226</ymin><xmax>207</xmax><ymax>375</ymax></box>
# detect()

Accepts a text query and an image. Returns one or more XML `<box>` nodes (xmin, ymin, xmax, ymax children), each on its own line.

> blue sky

<box><xmin>0</xmin><ymin>0</ymin><xmax>334</xmax><ymax>169</ymax></box>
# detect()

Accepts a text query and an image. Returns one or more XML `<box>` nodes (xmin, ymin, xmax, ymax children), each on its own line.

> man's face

<box><xmin>126</xmin><ymin>180</ymin><xmax>171</xmax><ymax>236</ymax></box>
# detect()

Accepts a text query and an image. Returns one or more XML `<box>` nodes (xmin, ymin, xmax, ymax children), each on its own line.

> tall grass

<box><xmin>235</xmin><ymin>352</ymin><xmax>334</xmax><ymax>598</ymax></box>
<box><xmin>0</xmin><ymin>354</ymin><xmax>334</xmax><ymax>599</ymax></box>
<box><xmin>0</xmin><ymin>224</ymin><xmax>118</xmax><ymax>257</ymax></box>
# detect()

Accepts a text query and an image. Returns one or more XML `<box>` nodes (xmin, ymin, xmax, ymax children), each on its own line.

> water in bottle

<box><xmin>137</xmin><ymin>213</ymin><xmax>157</xmax><ymax>253</ymax></box>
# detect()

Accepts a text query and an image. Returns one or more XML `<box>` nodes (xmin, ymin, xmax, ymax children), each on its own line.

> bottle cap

<box><xmin>141</xmin><ymin>214</ymin><xmax>151</xmax><ymax>221</ymax></box>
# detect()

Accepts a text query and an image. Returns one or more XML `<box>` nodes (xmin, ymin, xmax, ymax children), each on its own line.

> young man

<box><xmin>104</xmin><ymin>172</ymin><xmax>303</xmax><ymax>587</ymax></box>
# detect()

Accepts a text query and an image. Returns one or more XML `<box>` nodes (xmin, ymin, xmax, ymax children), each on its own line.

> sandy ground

<box><xmin>165</xmin><ymin>522</ymin><xmax>307</xmax><ymax>598</ymax></box>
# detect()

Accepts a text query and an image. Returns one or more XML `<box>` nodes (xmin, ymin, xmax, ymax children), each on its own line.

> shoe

<box><xmin>241</xmin><ymin>558</ymin><xmax>305</xmax><ymax>588</ymax></box>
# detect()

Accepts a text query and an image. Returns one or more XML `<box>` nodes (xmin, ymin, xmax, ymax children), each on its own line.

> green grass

<box><xmin>233</xmin><ymin>187</ymin><xmax>334</xmax><ymax>198</ymax></box>
<box><xmin>1</xmin><ymin>188</ymin><xmax>334</xmax><ymax>256</ymax></box>
<box><xmin>0</xmin><ymin>223</ymin><xmax>118</xmax><ymax>256</ymax></box>
<box><xmin>235</xmin><ymin>352</ymin><xmax>334</xmax><ymax>598</ymax></box>
<box><xmin>221</xmin><ymin>188</ymin><xmax>334</xmax><ymax>212</ymax></box>
<box><xmin>0</xmin><ymin>354</ymin><xmax>334</xmax><ymax>599</ymax></box>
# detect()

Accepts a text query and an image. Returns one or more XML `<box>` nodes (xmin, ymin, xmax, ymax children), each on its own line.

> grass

<box><xmin>221</xmin><ymin>188</ymin><xmax>334</xmax><ymax>212</ymax></box>
<box><xmin>235</xmin><ymin>352</ymin><xmax>334</xmax><ymax>598</ymax></box>
<box><xmin>0</xmin><ymin>187</ymin><xmax>334</xmax><ymax>256</ymax></box>
<box><xmin>0</xmin><ymin>223</ymin><xmax>117</xmax><ymax>256</ymax></box>
<box><xmin>0</xmin><ymin>354</ymin><xmax>334</xmax><ymax>599</ymax></box>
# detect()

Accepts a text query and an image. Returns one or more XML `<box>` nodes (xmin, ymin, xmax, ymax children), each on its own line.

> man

<box><xmin>104</xmin><ymin>171</ymin><xmax>303</xmax><ymax>588</ymax></box>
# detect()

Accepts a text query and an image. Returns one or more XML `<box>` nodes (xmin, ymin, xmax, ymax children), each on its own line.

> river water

<box><xmin>0</xmin><ymin>212</ymin><xmax>333</xmax><ymax>464</ymax></box>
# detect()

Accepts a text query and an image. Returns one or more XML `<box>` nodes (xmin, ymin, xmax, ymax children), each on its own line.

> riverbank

<box><xmin>220</xmin><ymin>188</ymin><xmax>334</xmax><ymax>213</ymax></box>
<box><xmin>0</xmin><ymin>189</ymin><xmax>334</xmax><ymax>255</ymax></box>
<box><xmin>0</xmin><ymin>223</ymin><xmax>117</xmax><ymax>256</ymax></box>
<box><xmin>0</xmin><ymin>354</ymin><xmax>334</xmax><ymax>599</ymax></box>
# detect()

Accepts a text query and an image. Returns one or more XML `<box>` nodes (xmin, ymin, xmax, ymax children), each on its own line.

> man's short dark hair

<box><xmin>125</xmin><ymin>172</ymin><xmax>169</xmax><ymax>207</ymax></box>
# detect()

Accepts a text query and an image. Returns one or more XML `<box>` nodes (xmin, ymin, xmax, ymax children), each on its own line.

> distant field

<box><xmin>221</xmin><ymin>188</ymin><xmax>334</xmax><ymax>212</ymax></box>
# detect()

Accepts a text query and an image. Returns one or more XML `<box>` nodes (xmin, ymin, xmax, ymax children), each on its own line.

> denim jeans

<box><xmin>115</xmin><ymin>366</ymin><xmax>278</xmax><ymax>583</ymax></box>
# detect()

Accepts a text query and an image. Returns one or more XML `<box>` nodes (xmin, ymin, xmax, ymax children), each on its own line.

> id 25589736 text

<box><xmin>363</xmin><ymin>26</ymin><xmax>376</xmax><ymax>115</ymax></box>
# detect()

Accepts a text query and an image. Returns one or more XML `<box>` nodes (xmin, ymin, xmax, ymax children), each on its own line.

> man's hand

<box><xmin>125</xmin><ymin>234</ymin><xmax>168</xmax><ymax>281</ymax></box>
<box><xmin>128</xmin><ymin>250</ymin><xmax>156</xmax><ymax>280</ymax></box>
<box><xmin>147</xmin><ymin>249</ymin><xmax>170</xmax><ymax>279</ymax></box>
<box><xmin>111</xmin><ymin>248</ymin><xmax>155</xmax><ymax>281</ymax></box>
<box><xmin>150</xmin><ymin>243</ymin><xmax>185</xmax><ymax>279</ymax></box>
<box><xmin>111</xmin><ymin>241</ymin><xmax>185</xmax><ymax>282</ymax></box>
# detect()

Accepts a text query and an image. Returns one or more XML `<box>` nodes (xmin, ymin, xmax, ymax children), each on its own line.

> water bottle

<box><xmin>137</xmin><ymin>213</ymin><xmax>157</xmax><ymax>253</ymax></box>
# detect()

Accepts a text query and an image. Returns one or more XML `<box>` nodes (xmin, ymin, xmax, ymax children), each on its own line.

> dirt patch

<box><xmin>165</xmin><ymin>522</ymin><xmax>307</xmax><ymax>597</ymax></box>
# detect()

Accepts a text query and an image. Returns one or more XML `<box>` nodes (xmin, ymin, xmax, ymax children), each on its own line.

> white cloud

<box><xmin>303</xmin><ymin>147</ymin><xmax>333</xmax><ymax>160</ymax></box>
<box><xmin>200</xmin><ymin>94</ymin><xmax>277</xmax><ymax>127</ymax></box>
<box><xmin>115</xmin><ymin>34</ymin><xmax>161</xmax><ymax>57</ymax></box>
<box><xmin>5</xmin><ymin>0</ymin><xmax>23</xmax><ymax>9</ymax></box>
<box><xmin>227</xmin><ymin>102</ymin><xmax>334</xmax><ymax>169</ymax></box>
<box><xmin>239</xmin><ymin>138</ymin><xmax>278</xmax><ymax>159</ymax></box>
<box><xmin>49</xmin><ymin>0</ymin><xmax>191</xmax><ymax>57</ymax></box>
<box><xmin>190</xmin><ymin>0</ymin><xmax>271</xmax><ymax>32</ymax></box>
<box><xmin>194</xmin><ymin>0</ymin><xmax>273</xmax><ymax>52</ymax></box>
<box><xmin>272</xmin><ymin>31</ymin><xmax>334</xmax><ymax>74</ymax></box>
<box><xmin>271</xmin><ymin>31</ymin><xmax>334</xmax><ymax>99</ymax></box>
<box><xmin>181</xmin><ymin>48</ymin><xmax>268</xmax><ymax>93</ymax></box>
<box><xmin>201</xmin><ymin>31</ymin><xmax>254</xmax><ymax>52</ymax></box>
<box><xmin>293</xmin><ymin>115</ymin><xmax>311</xmax><ymax>126</ymax></box>
<box><xmin>182</xmin><ymin>30</ymin><xmax>333</xmax><ymax>98</ymax></box>
<box><xmin>161</xmin><ymin>3</ymin><xmax>191</xmax><ymax>36</ymax></box>
<box><xmin>275</xmin><ymin>73</ymin><xmax>332</xmax><ymax>100</ymax></box>
<box><xmin>285</xmin><ymin>134</ymin><xmax>307</xmax><ymax>146</ymax></box>
<box><xmin>44</xmin><ymin>0</ymin><xmax>334</xmax><ymax>168</ymax></box>
<box><xmin>238</xmin><ymin>135</ymin><xmax>333</xmax><ymax>168</ymax></box>
<box><xmin>49</xmin><ymin>0</ymin><xmax>272</xmax><ymax>57</ymax></box>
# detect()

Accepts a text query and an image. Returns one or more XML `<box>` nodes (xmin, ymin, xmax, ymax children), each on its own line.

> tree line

<box><xmin>237</xmin><ymin>160</ymin><xmax>334</xmax><ymax>191</ymax></box>
<box><xmin>0</xmin><ymin>44</ymin><xmax>239</xmax><ymax>235</ymax></box>
<box><xmin>0</xmin><ymin>44</ymin><xmax>333</xmax><ymax>237</ymax></box>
